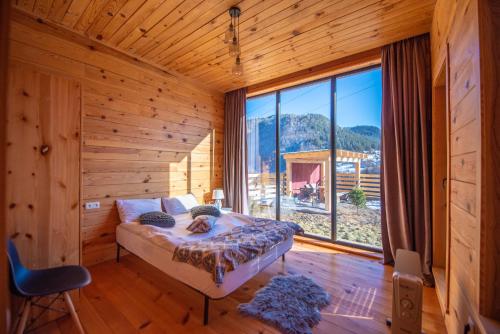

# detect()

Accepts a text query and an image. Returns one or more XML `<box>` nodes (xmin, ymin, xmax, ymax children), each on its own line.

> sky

<box><xmin>247</xmin><ymin>67</ymin><xmax>382</xmax><ymax>128</ymax></box>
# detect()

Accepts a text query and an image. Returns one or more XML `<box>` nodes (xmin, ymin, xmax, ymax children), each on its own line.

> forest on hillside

<box><xmin>247</xmin><ymin>113</ymin><xmax>380</xmax><ymax>173</ymax></box>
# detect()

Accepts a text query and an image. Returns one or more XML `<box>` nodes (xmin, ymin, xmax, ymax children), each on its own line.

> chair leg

<box><xmin>63</xmin><ymin>292</ymin><xmax>85</xmax><ymax>334</ymax></box>
<box><xmin>16</xmin><ymin>298</ymin><xmax>31</xmax><ymax>334</ymax></box>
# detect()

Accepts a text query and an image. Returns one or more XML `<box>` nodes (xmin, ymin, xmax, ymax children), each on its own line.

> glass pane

<box><xmin>246</xmin><ymin>93</ymin><xmax>277</xmax><ymax>219</ymax></box>
<box><xmin>279</xmin><ymin>80</ymin><xmax>332</xmax><ymax>238</ymax></box>
<box><xmin>334</xmin><ymin>68</ymin><xmax>382</xmax><ymax>248</ymax></box>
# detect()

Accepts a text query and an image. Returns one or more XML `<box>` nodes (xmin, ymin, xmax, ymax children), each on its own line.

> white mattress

<box><xmin>116</xmin><ymin>213</ymin><xmax>292</xmax><ymax>299</ymax></box>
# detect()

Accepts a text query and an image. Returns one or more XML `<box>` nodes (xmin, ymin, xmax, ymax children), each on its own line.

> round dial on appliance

<box><xmin>400</xmin><ymin>298</ymin><xmax>414</xmax><ymax>309</ymax></box>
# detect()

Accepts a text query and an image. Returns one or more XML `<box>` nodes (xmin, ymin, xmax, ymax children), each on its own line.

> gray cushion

<box><xmin>190</xmin><ymin>205</ymin><xmax>221</xmax><ymax>219</ymax></box>
<box><xmin>139</xmin><ymin>211</ymin><xmax>176</xmax><ymax>228</ymax></box>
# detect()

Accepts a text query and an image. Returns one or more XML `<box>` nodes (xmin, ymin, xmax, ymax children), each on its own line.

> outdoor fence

<box><xmin>248</xmin><ymin>172</ymin><xmax>380</xmax><ymax>204</ymax></box>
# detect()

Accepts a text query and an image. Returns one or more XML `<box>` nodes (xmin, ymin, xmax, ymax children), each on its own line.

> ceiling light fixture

<box><xmin>225</xmin><ymin>6</ymin><xmax>243</xmax><ymax>76</ymax></box>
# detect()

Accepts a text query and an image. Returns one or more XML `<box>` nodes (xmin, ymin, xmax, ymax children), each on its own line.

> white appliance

<box><xmin>387</xmin><ymin>249</ymin><xmax>424</xmax><ymax>334</ymax></box>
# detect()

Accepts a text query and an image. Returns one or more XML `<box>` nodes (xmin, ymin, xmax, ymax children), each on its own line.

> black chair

<box><xmin>7</xmin><ymin>239</ymin><xmax>91</xmax><ymax>334</ymax></box>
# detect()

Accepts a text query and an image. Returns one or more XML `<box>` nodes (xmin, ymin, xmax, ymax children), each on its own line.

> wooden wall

<box><xmin>7</xmin><ymin>11</ymin><xmax>224</xmax><ymax>267</ymax></box>
<box><xmin>431</xmin><ymin>0</ymin><xmax>500</xmax><ymax>332</ymax></box>
<box><xmin>6</xmin><ymin>62</ymin><xmax>81</xmax><ymax>269</ymax></box>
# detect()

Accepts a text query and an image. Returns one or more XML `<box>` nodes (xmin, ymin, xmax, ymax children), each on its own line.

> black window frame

<box><xmin>247</xmin><ymin>64</ymin><xmax>382</xmax><ymax>252</ymax></box>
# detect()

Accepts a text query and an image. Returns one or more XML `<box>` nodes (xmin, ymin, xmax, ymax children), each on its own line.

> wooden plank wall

<box><xmin>6</xmin><ymin>63</ymin><xmax>81</xmax><ymax>269</ymax></box>
<box><xmin>7</xmin><ymin>13</ymin><xmax>224</xmax><ymax>267</ymax></box>
<box><xmin>431</xmin><ymin>0</ymin><xmax>500</xmax><ymax>331</ymax></box>
<box><xmin>431</xmin><ymin>0</ymin><xmax>481</xmax><ymax>332</ymax></box>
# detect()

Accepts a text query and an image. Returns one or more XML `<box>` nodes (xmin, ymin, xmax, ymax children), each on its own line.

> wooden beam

<box><xmin>246</xmin><ymin>48</ymin><xmax>381</xmax><ymax>96</ymax></box>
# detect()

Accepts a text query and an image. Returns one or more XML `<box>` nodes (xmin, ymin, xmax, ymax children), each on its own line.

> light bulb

<box><xmin>224</xmin><ymin>24</ymin><xmax>234</xmax><ymax>44</ymax></box>
<box><xmin>229</xmin><ymin>37</ymin><xmax>240</xmax><ymax>57</ymax></box>
<box><xmin>232</xmin><ymin>57</ymin><xmax>243</xmax><ymax>76</ymax></box>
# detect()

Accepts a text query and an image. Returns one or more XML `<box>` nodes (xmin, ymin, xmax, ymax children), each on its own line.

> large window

<box><xmin>246</xmin><ymin>66</ymin><xmax>382</xmax><ymax>250</ymax></box>
<box><xmin>247</xmin><ymin>93</ymin><xmax>276</xmax><ymax>219</ymax></box>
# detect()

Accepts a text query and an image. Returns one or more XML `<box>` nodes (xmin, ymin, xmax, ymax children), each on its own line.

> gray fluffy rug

<box><xmin>238</xmin><ymin>275</ymin><xmax>331</xmax><ymax>334</ymax></box>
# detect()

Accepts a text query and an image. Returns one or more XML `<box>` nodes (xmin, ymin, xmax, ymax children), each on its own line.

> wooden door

<box><xmin>6</xmin><ymin>62</ymin><xmax>81</xmax><ymax>269</ymax></box>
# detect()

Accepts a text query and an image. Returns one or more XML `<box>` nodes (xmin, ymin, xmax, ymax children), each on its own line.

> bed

<box><xmin>115</xmin><ymin>210</ymin><xmax>294</xmax><ymax>325</ymax></box>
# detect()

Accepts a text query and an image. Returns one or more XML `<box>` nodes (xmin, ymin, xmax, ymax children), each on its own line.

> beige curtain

<box><xmin>381</xmin><ymin>34</ymin><xmax>433</xmax><ymax>284</ymax></box>
<box><xmin>223</xmin><ymin>88</ymin><xmax>248</xmax><ymax>214</ymax></box>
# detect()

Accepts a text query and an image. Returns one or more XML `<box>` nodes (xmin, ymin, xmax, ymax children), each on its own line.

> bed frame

<box><xmin>115</xmin><ymin>242</ymin><xmax>286</xmax><ymax>325</ymax></box>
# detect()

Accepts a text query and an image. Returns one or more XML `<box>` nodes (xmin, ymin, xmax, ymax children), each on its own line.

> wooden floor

<box><xmin>33</xmin><ymin>241</ymin><xmax>446</xmax><ymax>334</ymax></box>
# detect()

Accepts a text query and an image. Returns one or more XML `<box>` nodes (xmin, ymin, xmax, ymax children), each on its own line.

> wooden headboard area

<box><xmin>6</xmin><ymin>10</ymin><xmax>224</xmax><ymax>268</ymax></box>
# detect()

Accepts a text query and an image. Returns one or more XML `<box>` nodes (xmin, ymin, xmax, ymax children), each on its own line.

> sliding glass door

<box><xmin>279</xmin><ymin>80</ymin><xmax>332</xmax><ymax>238</ymax></box>
<box><xmin>246</xmin><ymin>66</ymin><xmax>382</xmax><ymax>250</ymax></box>
<box><xmin>334</xmin><ymin>68</ymin><xmax>382</xmax><ymax>249</ymax></box>
<box><xmin>247</xmin><ymin>93</ymin><xmax>277</xmax><ymax>219</ymax></box>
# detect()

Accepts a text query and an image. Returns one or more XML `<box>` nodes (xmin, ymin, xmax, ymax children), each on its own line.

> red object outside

<box><xmin>291</xmin><ymin>163</ymin><xmax>322</xmax><ymax>194</ymax></box>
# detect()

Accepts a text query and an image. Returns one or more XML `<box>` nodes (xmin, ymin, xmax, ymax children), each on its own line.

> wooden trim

<box><xmin>0</xmin><ymin>0</ymin><xmax>10</xmax><ymax>332</ymax></box>
<box><xmin>246</xmin><ymin>48</ymin><xmax>381</xmax><ymax>97</ymax></box>
<box><xmin>477</xmin><ymin>0</ymin><xmax>500</xmax><ymax>321</ymax></box>
<box><xmin>293</xmin><ymin>235</ymin><xmax>383</xmax><ymax>261</ymax></box>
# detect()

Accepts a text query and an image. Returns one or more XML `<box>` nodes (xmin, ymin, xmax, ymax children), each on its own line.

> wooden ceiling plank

<box><xmin>166</xmin><ymin>0</ymin><xmax>336</xmax><ymax>72</ymax></box>
<box><xmin>151</xmin><ymin>0</ymin><xmax>287</xmax><ymax>68</ymax></box>
<box><xmin>139</xmin><ymin>0</ymin><xmax>235</xmax><ymax>59</ymax></box>
<box><xmin>33</xmin><ymin>0</ymin><xmax>55</xmax><ymax>18</ymax></box>
<box><xmin>73</xmin><ymin>0</ymin><xmax>110</xmax><ymax>33</ymax></box>
<box><xmin>206</xmin><ymin>16</ymin><xmax>430</xmax><ymax>89</ymax></box>
<box><xmin>213</xmin><ymin>19</ymin><xmax>431</xmax><ymax>90</ymax></box>
<box><xmin>86</xmin><ymin>0</ymin><xmax>130</xmax><ymax>38</ymax></box>
<box><xmin>174</xmin><ymin>0</ymin><xmax>398</xmax><ymax>75</ymax></box>
<box><xmin>195</xmin><ymin>0</ymin><xmax>433</xmax><ymax>82</ymax></box>
<box><xmin>96</xmin><ymin>0</ymin><xmax>146</xmax><ymax>40</ymax></box>
<box><xmin>210</xmin><ymin>15</ymin><xmax>431</xmax><ymax>88</ymax></box>
<box><xmin>128</xmin><ymin>0</ymin><xmax>211</xmax><ymax>55</ymax></box>
<box><xmin>115</xmin><ymin>0</ymin><xmax>185</xmax><ymax>50</ymax></box>
<box><xmin>106</xmin><ymin>0</ymin><xmax>166</xmax><ymax>45</ymax></box>
<box><xmin>47</xmin><ymin>0</ymin><xmax>75</xmax><ymax>23</ymax></box>
<box><xmin>12</xmin><ymin>0</ymin><xmax>435</xmax><ymax>91</ymax></box>
<box><xmin>238</xmin><ymin>6</ymin><xmax>434</xmax><ymax>79</ymax></box>
<box><xmin>60</xmin><ymin>0</ymin><xmax>93</xmax><ymax>28</ymax></box>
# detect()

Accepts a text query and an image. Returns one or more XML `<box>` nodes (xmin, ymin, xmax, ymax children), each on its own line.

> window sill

<box><xmin>294</xmin><ymin>235</ymin><xmax>383</xmax><ymax>261</ymax></box>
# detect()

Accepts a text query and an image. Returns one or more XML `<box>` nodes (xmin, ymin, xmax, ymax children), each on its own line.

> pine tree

<box><xmin>349</xmin><ymin>186</ymin><xmax>367</xmax><ymax>213</ymax></box>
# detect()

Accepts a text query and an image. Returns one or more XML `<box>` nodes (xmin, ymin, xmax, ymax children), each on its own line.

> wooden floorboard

<box><xmin>35</xmin><ymin>241</ymin><xmax>447</xmax><ymax>333</ymax></box>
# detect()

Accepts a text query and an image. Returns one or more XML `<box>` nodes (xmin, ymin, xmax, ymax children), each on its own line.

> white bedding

<box><xmin>116</xmin><ymin>212</ymin><xmax>292</xmax><ymax>299</ymax></box>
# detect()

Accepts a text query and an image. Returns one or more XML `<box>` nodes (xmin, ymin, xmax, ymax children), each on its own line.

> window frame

<box><xmin>247</xmin><ymin>64</ymin><xmax>382</xmax><ymax>252</ymax></box>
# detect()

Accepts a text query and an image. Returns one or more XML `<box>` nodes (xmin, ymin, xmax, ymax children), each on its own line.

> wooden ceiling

<box><xmin>12</xmin><ymin>0</ymin><xmax>436</xmax><ymax>92</ymax></box>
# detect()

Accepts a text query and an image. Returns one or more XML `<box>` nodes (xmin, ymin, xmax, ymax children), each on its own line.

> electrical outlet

<box><xmin>85</xmin><ymin>201</ymin><xmax>100</xmax><ymax>210</ymax></box>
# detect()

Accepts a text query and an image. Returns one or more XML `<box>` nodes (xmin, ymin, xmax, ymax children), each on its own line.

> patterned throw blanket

<box><xmin>172</xmin><ymin>218</ymin><xmax>304</xmax><ymax>284</ymax></box>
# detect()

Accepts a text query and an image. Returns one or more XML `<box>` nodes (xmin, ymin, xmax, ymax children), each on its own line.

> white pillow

<box><xmin>116</xmin><ymin>198</ymin><xmax>162</xmax><ymax>224</ymax></box>
<box><xmin>162</xmin><ymin>194</ymin><xmax>199</xmax><ymax>215</ymax></box>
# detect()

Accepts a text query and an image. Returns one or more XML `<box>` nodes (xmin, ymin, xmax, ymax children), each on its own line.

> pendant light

<box><xmin>232</xmin><ymin>56</ymin><xmax>243</xmax><ymax>76</ymax></box>
<box><xmin>225</xmin><ymin>6</ymin><xmax>243</xmax><ymax>76</ymax></box>
<box><xmin>224</xmin><ymin>23</ymin><xmax>234</xmax><ymax>44</ymax></box>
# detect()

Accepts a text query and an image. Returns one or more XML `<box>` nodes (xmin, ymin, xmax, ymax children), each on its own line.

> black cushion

<box><xmin>139</xmin><ymin>211</ymin><xmax>176</xmax><ymax>228</ymax></box>
<box><xmin>190</xmin><ymin>205</ymin><xmax>221</xmax><ymax>219</ymax></box>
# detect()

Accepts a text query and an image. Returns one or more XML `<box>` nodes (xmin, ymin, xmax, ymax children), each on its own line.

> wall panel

<box><xmin>8</xmin><ymin>13</ymin><xmax>224</xmax><ymax>266</ymax></box>
<box><xmin>6</xmin><ymin>62</ymin><xmax>81</xmax><ymax>268</ymax></box>
<box><xmin>432</xmin><ymin>0</ymin><xmax>500</xmax><ymax>331</ymax></box>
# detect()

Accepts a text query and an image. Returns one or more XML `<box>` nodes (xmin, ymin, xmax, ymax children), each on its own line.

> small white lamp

<box><xmin>212</xmin><ymin>189</ymin><xmax>224</xmax><ymax>209</ymax></box>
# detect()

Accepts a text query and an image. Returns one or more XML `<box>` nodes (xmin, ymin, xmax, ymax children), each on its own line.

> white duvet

<box><xmin>118</xmin><ymin>212</ymin><xmax>255</xmax><ymax>252</ymax></box>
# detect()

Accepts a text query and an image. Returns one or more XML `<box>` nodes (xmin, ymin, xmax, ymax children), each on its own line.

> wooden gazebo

<box><xmin>282</xmin><ymin>149</ymin><xmax>369</xmax><ymax>211</ymax></box>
